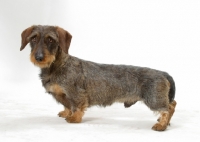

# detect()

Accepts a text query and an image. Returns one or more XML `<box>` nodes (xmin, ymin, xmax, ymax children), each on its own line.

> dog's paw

<box><xmin>157</xmin><ymin>118</ymin><xmax>170</xmax><ymax>125</ymax></box>
<box><xmin>65</xmin><ymin>110</ymin><xmax>84</xmax><ymax>123</ymax></box>
<box><xmin>65</xmin><ymin>116</ymin><xmax>82</xmax><ymax>123</ymax></box>
<box><xmin>152</xmin><ymin>123</ymin><xmax>167</xmax><ymax>131</ymax></box>
<box><xmin>58</xmin><ymin>110</ymin><xmax>69</xmax><ymax>118</ymax></box>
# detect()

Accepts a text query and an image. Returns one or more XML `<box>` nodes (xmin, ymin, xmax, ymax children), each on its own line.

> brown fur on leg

<box><xmin>157</xmin><ymin>100</ymin><xmax>177</xmax><ymax>124</ymax></box>
<box><xmin>152</xmin><ymin>111</ymin><xmax>169</xmax><ymax>131</ymax></box>
<box><xmin>58</xmin><ymin>108</ymin><xmax>72</xmax><ymax>118</ymax></box>
<box><xmin>65</xmin><ymin>109</ymin><xmax>84</xmax><ymax>123</ymax></box>
<box><xmin>167</xmin><ymin>100</ymin><xmax>177</xmax><ymax>125</ymax></box>
<box><xmin>153</xmin><ymin>100</ymin><xmax>176</xmax><ymax>131</ymax></box>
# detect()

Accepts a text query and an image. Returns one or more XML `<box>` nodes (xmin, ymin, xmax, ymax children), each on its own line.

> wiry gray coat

<box><xmin>41</xmin><ymin>52</ymin><xmax>175</xmax><ymax>112</ymax></box>
<box><xmin>20</xmin><ymin>25</ymin><xmax>176</xmax><ymax>131</ymax></box>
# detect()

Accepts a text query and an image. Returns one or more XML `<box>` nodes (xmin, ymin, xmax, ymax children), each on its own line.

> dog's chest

<box><xmin>40</xmin><ymin>69</ymin><xmax>63</xmax><ymax>94</ymax></box>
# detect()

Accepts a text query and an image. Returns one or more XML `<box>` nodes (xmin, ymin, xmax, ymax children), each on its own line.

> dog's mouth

<box><xmin>30</xmin><ymin>53</ymin><xmax>55</xmax><ymax>68</ymax></box>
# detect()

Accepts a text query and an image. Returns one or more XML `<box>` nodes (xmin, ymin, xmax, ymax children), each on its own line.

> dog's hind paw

<box><xmin>152</xmin><ymin>123</ymin><xmax>167</xmax><ymax>131</ymax></box>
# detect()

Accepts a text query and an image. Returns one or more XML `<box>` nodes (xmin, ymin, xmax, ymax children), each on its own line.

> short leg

<box><xmin>65</xmin><ymin>109</ymin><xmax>85</xmax><ymax>123</ymax></box>
<box><xmin>152</xmin><ymin>100</ymin><xmax>177</xmax><ymax>131</ymax></box>
<box><xmin>54</xmin><ymin>90</ymin><xmax>88</xmax><ymax>123</ymax></box>
<box><xmin>152</xmin><ymin>111</ymin><xmax>169</xmax><ymax>131</ymax></box>
<box><xmin>58</xmin><ymin>108</ymin><xmax>71</xmax><ymax>118</ymax></box>
<box><xmin>167</xmin><ymin>100</ymin><xmax>177</xmax><ymax>125</ymax></box>
<box><xmin>58</xmin><ymin>107</ymin><xmax>85</xmax><ymax>123</ymax></box>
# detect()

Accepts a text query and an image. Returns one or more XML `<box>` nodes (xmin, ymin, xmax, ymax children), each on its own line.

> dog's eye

<box><xmin>48</xmin><ymin>37</ymin><xmax>53</xmax><ymax>43</ymax></box>
<box><xmin>31</xmin><ymin>37</ymin><xmax>37</xmax><ymax>42</ymax></box>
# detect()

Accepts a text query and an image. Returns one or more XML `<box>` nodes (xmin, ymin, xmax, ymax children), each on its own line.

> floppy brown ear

<box><xmin>20</xmin><ymin>26</ymin><xmax>34</xmax><ymax>51</ymax></box>
<box><xmin>56</xmin><ymin>27</ymin><xmax>72</xmax><ymax>54</ymax></box>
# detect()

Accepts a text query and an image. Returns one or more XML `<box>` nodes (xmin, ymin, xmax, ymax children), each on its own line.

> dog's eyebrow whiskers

<box><xmin>28</xmin><ymin>32</ymin><xmax>39</xmax><ymax>40</ymax></box>
<box><xmin>45</xmin><ymin>33</ymin><xmax>58</xmax><ymax>42</ymax></box>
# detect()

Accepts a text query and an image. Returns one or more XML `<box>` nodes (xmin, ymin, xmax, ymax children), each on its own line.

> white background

<box><xmin>0</xmin><ymin>0</ymin><xmax>200</xmax><ymax>141</ymax></box>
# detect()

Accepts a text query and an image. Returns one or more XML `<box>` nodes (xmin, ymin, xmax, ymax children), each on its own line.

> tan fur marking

<box><xmin>58</xmin><ymin>108</ymin><xmax>71</xmax><ymax>118</ymax></box>
<box><xmin>58</xmin><ymin>103</ymin><xmax>88</xmax><ymax>122</ymax></box>
<box><xmin>49</xmin><ymin>84</ymin><xmax>63</xmax><ymax>95</ymax></box>
<box><xmin>157</xmin><ymin>100</ymin><xmax>177</xmax><ymax>123</ymax></box>
<box><xmin>30</xmin><ymin>48</ymin><xmax>55</xmax><ymax>68</ymax></box>
<box><xmin>153</xmin><ymin>100</ymin><xmax>177</xmax><ymax>131</ymax></box>
<box><xmin>65</xmin><ymin>109</ymin><xmax>84</xmax><ymax>123</ymax></box>
<box><xmin>152</xmin><ymin>111</ymin><xmax>169</xmax><ymax>131</ymax></box>
<box><xmin>160</xmin><ymin>112</ymin><xmax>169</xmax><ymax>126</ymax></box>
<box><xmin>167</xmin><ymin>100</ymin><xmax>177</xmax><ymax>125</ymax></box>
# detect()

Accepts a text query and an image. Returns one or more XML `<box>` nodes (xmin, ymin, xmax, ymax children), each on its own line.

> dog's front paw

<box><xmin>58</xmin><ymin>110</ymin><xmax>70</xmax><ymax>118</ymax></box>
<box><xmin>65</xmin><ymin>110</ymin><xmax>84</xmax><ymax>123</ymax></box>
<box><xmin>65</xmin><ymin>116</ymin><xmax>82</xmax><ymax>123</ymax></box>
<box><xmin>152</xmin><ymin>123</ymin><xmax>167</xmax><ymax>131</ymax></box>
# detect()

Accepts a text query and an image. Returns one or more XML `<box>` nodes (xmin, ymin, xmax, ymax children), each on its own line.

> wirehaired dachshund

<box><xmin>20</xmin><ymin>25</ymin><xmax>176</xmax><ymax>131</ymax></box>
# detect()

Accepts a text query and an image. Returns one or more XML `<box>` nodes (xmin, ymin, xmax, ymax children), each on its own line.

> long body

<box><xmin>20</xmin><ymin>25</ymin><xmax>176</xmax><ymax>131</ymax></box>
<box><xmin>41</xmin><ymin>54</ymin><xmax>175</xmax><ymax>111</ymax></box>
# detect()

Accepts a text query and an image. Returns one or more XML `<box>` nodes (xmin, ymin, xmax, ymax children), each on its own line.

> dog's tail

<box><xmin>163</xmin><ymin>72</ymin><xmax>176</xmax><ymax>103</ymax></box>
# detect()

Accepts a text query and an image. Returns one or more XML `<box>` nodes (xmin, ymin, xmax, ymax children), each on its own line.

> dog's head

<box><xmin>20</xmin><ymin>25</ymin><xmax>72</xmax><ymax>68</ymax></box>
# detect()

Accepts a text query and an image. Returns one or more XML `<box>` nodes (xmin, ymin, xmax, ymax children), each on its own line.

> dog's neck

<box><xmin>40</xmin><ymin>48</ymin><xmax>70</xmax><ymax>85</ymax></box>
<box><xmin>54</xmin><ymin>48</ymin><xmax>70</xmax><ymax>67</ymax></box>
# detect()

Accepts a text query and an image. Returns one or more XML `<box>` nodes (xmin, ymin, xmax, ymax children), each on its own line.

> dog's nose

<box><xmin>35</xmin><ymin>53</ymin><xmax>44</xmax><ymax>62</ymax></box>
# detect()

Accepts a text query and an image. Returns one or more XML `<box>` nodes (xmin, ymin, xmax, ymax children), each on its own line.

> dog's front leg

<box><xmin>58</xmin><ymin>108</ymin><xmax>71</xmax><ymax>118</ymax></box>
<box><xmin>65</xmin><ymin>100</ymin><xmax>88</xmax><ymax>123</ymax></box>
<box><xmin>65</xmin><ymin>108</ymin><xmax>85</xmax><ymax>123</ymax></box>
<box><xmin>49</xmin><ymin>84</ymin><xmax>87</xmax><ymax>123</ymax></box>
<box><xmin>54</xmin><ymin>95</ymin><xmax>84</xmax><ymax>123</ymax></box>
<box><xmin>59</xmin><ymin>107</ymin><xmax>85</xmax><ymax>123</ymax></box>
<box><xmin>58</xmin><ymin>101</ymin><xmax>87</xmax><ymax>123</ymax></box>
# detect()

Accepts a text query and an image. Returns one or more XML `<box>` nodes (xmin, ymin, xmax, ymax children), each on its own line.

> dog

<box><xmin>20</xmin><ymin>25</ymin><xmax>176</xmax><ymax>131</ymax></box>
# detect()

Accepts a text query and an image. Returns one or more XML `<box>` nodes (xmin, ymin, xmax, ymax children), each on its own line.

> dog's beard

<box><xmin>30</xmin><ymin>54</ymin><xmax>55</xmax><ymax>68</ymax></box>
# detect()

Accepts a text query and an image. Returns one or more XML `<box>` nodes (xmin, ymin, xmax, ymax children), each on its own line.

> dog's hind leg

<box><xmin>152</xmin><ymin>111</ymin><xmax>169</xmax><ymax>131</ymax></box>
<box><xmin>152</xmin><ymin>100</ymin><xmax>176</xmax><ymax>131</ymax></box>
<box><xmin>151</xmin><ymin>96</ymin><xmax>177</xmax><ymax>131</ymax></box>
<box><xmin>142</xmin><ymin>78</ymin><xmax>176</xmax><ymax>131</ymax></box>
<box><xmin>167</xmin><ymin>100</ymin><xmax>177</xmax><ymax>125</ymax></box>
<box><xmin>156</xmin><ymin>100</ymin><xmax>177</xmax><ymax>124</ymax></box>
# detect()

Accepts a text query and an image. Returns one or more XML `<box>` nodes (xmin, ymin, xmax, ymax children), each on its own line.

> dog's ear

<box><xmin>56</xmin><ymin>27</ymin><xmax>72</xmax><ymax>54</ymax></box>
<box><xmin>20</xmin><ymin>26</ymin><xmax>34</xmax><ymax>51</ymax></box>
